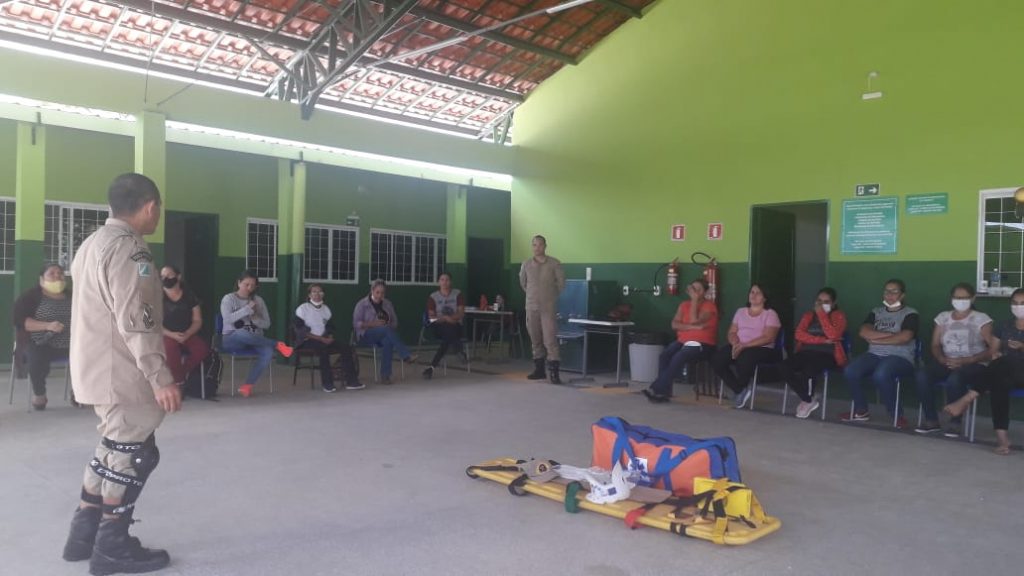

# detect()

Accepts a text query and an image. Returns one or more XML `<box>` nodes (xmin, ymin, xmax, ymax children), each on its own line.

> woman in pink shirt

<box><xmin>711</xmin><ymin>283</ymin><xmax>782</xmax><ymax>409</ymax></box>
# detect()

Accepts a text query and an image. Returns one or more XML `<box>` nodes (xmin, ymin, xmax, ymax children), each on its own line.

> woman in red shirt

<box><xmin>779</xmin><ymin>287</ymin><xmax>848</xmax><ymax>418</ymax></box>
<box><xmin>644</xmin><ymin>278</ymin><xmax>718</xmax><ymax>403</ymax></box>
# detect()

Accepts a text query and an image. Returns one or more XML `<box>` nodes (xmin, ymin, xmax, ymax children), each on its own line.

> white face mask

<box><xmin>883</xmin><ymin>300</ymin><xmax>902</xmax><ymax>310</ymax></box>
<box><xmin>821</xmin><ymin>304</ymin><xmax>832</xmax><ymax>313</ymax></box>
<box><xmin>1012</xmin><ymin>305</ymin><xmax>1024</xmax><ymax>320</ymax></box>
<box><xmin>951</xmin><ymin>299</ymin><xmax>971</xmax><ymax>312</ymax></box>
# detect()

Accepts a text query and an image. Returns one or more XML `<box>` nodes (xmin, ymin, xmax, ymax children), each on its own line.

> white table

<box><xmin>567</xmin><ymin>319</ymin><xmax>635</xmax><ymax>387</ymax></box>
<box><xmin>464</xmin><ymin>308</ymin><xmax>514</xmax><ymax>361</ymax></box>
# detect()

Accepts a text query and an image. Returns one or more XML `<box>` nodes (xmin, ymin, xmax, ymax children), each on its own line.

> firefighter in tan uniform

<box><xmin>519</xmin><ymin>235</ymin><xmax>566</xmax><ymax>384</ymax></box>
<box><xmin>62</xmin><ymin>173</ymin><xmax>181</xmax><ymax>576</ymax></box>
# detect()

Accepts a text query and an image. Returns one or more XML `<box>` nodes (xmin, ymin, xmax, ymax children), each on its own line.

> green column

<box><xmin>15</xmin><ymin>122</ymin><xmax>46</xmax><ymax>294</ymax></box>
<box><xmin>446</xmin><ymin>183</ymin><xmax>468</xmax><ymax>266</ymax></box>
<box><xmin>134</xmin><ymin>110</ymin><xmax>167</xmax><ymax>261</ymax></box>
<box><xmin>275</xmin><ymin>159</ymin><xmax>305</xmax><ymax>340</ymax></box>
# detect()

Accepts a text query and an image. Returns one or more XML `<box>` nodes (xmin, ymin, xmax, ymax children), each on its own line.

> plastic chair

<box><xmin>742</xmin><ymin>331</ymin><xmax>787</xmax><ymax>411</ymax></box>
<box><xmin>416</xmin><ymin>311</ymin><xmax>470</xmax><ymax>375</ymax></box>
<box><xmin>178</xmin><ymin>347</ymin><xmax>208</xmax><ymax>399</ymax></box>
<box><xmin>214</xmin><ymin>314</ymin><xmax>274</xmax><ymax>396</ymax></box>
<box><xmin>291</xmin><ymin>323</ymin><xmax>327</xmax><ymax>390</ymax></box>
<box><xmin>350</xmin><ymin>330</ymin><xmax>405</xmax><ymax>383</ymax></box>
<box><xmin>847</xmin><ymin>339</ymin><xmax>922</xmax><ymax>428</ymax></box>
<box><xmin>781</xmin><ymin>334</ymin><xmax>851</xmax><ymax>421</ymax></box>
<box><xmin>7</xmin><ymin>339</ymin><xmax>71</xmax><ymax>411</ymax></box>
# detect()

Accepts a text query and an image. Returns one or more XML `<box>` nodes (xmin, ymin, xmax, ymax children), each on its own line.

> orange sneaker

<box><xmin>275</xmin><ymin>341</ymin><xmax>294</xmax><ymax>358</ymax></box>
<box><xmin>238</xmin><ymin>384</ymin><xmax>254</xmax><ymax>398</ymax></box>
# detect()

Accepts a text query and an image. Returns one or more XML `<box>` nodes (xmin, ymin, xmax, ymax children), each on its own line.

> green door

<box><xmin>750</xmin><ymin>207</ymin><xmax>796</xmax><ymax>352</ymax></box>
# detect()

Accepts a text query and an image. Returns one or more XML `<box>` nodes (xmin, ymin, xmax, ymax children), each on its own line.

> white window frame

<box><xmin>44</xmin><ymin>201</ymin><xmax>110</xmax><ymax>273</ymax></box>
<box><xmin>0</xmin><ymin>196</ymin><xmax>14</xmax><ymax>274</ymax></box>
<box><xmin>302</xmin><ymin>223</ymin><xmax>360</xmax><ymax>285</ymax></box>
<box><xmin>977</xmin><ymin>187</ymin><xmax>1023</xmax><ymax>294</ymax></box>
<box><xmin>369</xmin><ymin>228</ymin><xmax>447</xmax><ymax>286</ymax></box>
<box><xmin>246</xmin><ymin>218</ymin><xmax>278</xmax><ymax>282</ymax></box>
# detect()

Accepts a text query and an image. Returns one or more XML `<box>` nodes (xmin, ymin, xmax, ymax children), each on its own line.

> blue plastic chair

<box><xmin>215</xmin><ymin>314</ymin><xmax>274</xmax><ymax>396</ymax></box>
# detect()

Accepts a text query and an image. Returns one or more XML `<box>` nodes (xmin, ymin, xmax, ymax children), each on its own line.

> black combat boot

<box><xmin>62</xmin><ymin>506</ymin><xmax>102</xmax><ymax>561</ymax></box>
<box><xmin>527</xmin><ymin>358</ymin><xmax>546</xmax><ymax>380</ymax></box>
<box><xmin>89</xmin><ymin>518</ymin><xmax>170</xmax><ymax>576</ymax></box>
<box><xmin>548</xmin><ymin>361</ymin><xmax>562</xmax><ymax>385</ymax></box>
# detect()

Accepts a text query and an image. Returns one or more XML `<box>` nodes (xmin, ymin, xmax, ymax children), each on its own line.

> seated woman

<box><xmin>779</xmin><ymin>287</ymin><xmax>848</xmax><ymax>419</ymax></box>
<box><xmin>12</xmin><ymin>263</ymin><xmax>72</xmax><ymax>410</ymax></box>
<box><xmin>220</xmin><ymin>270</ymin><xmax>293</xmax><ymax>397</ymax></box>
<box><xmin>160</xmin><ymin>265</ymin><xmax>211</xmax><ymax>396</ymax></box>
<box><xmin>294</xmin><ymin>284</ymin><xmax>362</xmax><ymax>392</ymax></box>
<box><xmin>423</xmin><ymin>272</ymin><xmax>466</xmax><ymax>380</ymax></box>
<box><xmin>352</xmin><ymin>279</ymin><xmax>417</xmax><ymax>385</ymax></box>
<box><xmin>710</xmin><ymin>283</ymin><xmax>781</xmax><ymax>409</ymax></box>
<box><xmin>914</xmin><ymin>283</ymin><xmax>991</xmax><ymax>437</ymax></box>
<box><xmin>643</xmin><ymin>278</ymin><xmax>718</xmax><ymax>403</ymax></box>
<box><xmin>841</xmin><ymin>278</ymin><xmax>919</xmax><ymax>428</ymax></box>
<box><xmin>945</xmin><ymin>288</ymin><xmax>1024</xmax><ymax>455</ymax></box>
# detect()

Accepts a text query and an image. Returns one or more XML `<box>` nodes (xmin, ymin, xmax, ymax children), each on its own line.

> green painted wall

<box><xmin>0</xmin><ymin>119</ymin><xmax>14</xmax><ymax>195</ymax></box>
<box><xmin>512</xmin><ymin>0</ymin><xmax>1024</xmax><ymax>265</ymax></box>
<box><xmin>46</xmin><ymin>126</ymin><xmax>132</xmax><ymax>204</ymax></box>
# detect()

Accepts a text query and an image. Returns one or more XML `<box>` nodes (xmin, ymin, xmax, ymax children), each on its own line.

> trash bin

<box><xmin>628</xmin><ymin>332</ymin><xmax>667</xmax><ymax>383</ymax></box>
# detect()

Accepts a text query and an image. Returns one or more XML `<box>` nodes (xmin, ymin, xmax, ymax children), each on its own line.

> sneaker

<box><xmin>795</xmin><ymin>400</ymin><xmax>820</xmax><ymax>419</ymax></box>
<box><xmin>895</xmin><ymin>416</ymin><xmax>908</xmax><ymax>429</ymax></box>
<box><xmin>642</xmin><ymin>389</ymin><xmax>670</xmax><ymax>404</ymax></box>
<box><xmin>422</xmin><ymin>366</ymin><xmax>434</xmax><ymax>380</ymax></box>
<box><xmin>403</xmin><ymin>354</ymin><xmax>419</xmax><ymax>364</ymax></box>
<box><xmin>914</xmin><ymin>421</ymin><xmax>941</xmax><ymax>434</ymax></box>
<box><xmin>733</xmin><ymin>387</ymin><xmax>753</xmax><ymax>409</ymax></box>
<box><xmin>237</xmin><ymin>383</ymin><xmax>254</xmax><ymax>398</ymax></box>
<box><xmin>943</xmin><ymin>425</ymin><xmax>961</xmax><ymax>439</ymax></box>
<box><xmin>322</xmin><ymin>385</ymin><xmax>337</xmax><ymax>393</ymax></box>
<box><xmin>275</xmin><ymin>341</ymin><xmax>294</xmax><ymax>358</ymax></box>
<box><xmin>31</xmin><ymin>395</ymin><xmax>47</xmax><ymax>411</ymax></box>
<box><xmin>840</xmin><ymin>410</ymin><xmax>870</xmax><ymax>422</ymax></box>
<box><xmin>345</xmin><ymin>382</ymin><xmax>366</xmax><ymax>390</ymax></box>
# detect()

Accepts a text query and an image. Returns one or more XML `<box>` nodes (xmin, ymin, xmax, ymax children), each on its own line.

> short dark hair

<box><xmin>108</xmin><ymin>173</ymin><xmax>161</xmax><ymax>217</ymax></box>
<box><xmin>1012</xmin><ymin>288</ymin><xmax>1024</xmax><ymax>300</ymax></box>
<box><xmin>39</xmin><ymin>263</ymin><xmax>63</xmax><ymax>278</ymax></box>
<box><xmin>162</xmin><ymin>264</ymin><xmax>181</xmax><ymax>276</ymax></box>
<box><xmin>237</xmin><ymin>269</ymin><xmax>259</xmax><ymax>285</ymax></box>
<box><xmin>690</xmin><ymin>278</ymin><xmax>709</xmax><ymax>291</ymax></box>
<box><xmin>950</xmin><ymin>282</ymin><xmax>976</xmax><ymax>299</ymax></box>
<box><xmin>307</xmin><ymin>283</ymin><xmax>323</xmax><ymax>295</ymax></box>
<box><xmin>818</xmin><ymin>287</ymin><xmax>838</xmax><ymax>304</ymax></box>
<box><xmin>884</xmin><ymin>278</ymin><xmax>906</xmax><ymax>293</ymax></box>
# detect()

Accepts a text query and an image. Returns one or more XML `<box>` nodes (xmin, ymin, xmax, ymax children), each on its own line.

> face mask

<box><xmin>821</xmin><ymin>303</ymin><xmax>832</xmax><ymax>313</ymax></box>
<box><xmin>951</xmin><ymin>299</ymin><xmax>971</xmax><ymax>312</ymax></box>
<box><xmin>42</xmin><ymin>280</ymin><xmax>65</xmax><ymax>294</ymax></box>
<box><xmin>162</xmin><ymin>277</ymin><xmax>179</xmax><ymax>289</ymax></box>
<box><xmin>883</xmin><ymin>300</ymin><xmax>902</xmax><ymax>310</ymax></box>
<box><xmin>309</xmin><ymin>298</ymin><xmax>323</xmax><ymax>307</ymax></box>
<box><xmin>1012</xmin><ymin>305</ymin><xmax>1024</xmax><ymax>320</ymax></box>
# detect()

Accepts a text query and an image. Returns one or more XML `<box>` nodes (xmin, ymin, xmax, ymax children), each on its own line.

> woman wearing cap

<box><xmin>778</xmin><ymin>287</ymin><xmax>847</xmax><ymax>419</ymax></box>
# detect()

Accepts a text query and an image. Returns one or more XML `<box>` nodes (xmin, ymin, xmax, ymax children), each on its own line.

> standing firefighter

<box><xmin>62</xmin><ymin>173</ymin><xmax>182</xmax><ymax>575</ymax></box>
<box><xmin>519</xmin><ymin>235</ymin><xmax>566</xmax><ymax>384</ymax></box>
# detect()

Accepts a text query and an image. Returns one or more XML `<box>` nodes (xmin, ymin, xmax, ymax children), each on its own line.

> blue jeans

<box><xmin>843</xmin><ymin>353</ymin><xmax>915</xmax><ymax>415</ymax></box>
<box><xmin>649</xmin><ymin>341</ymin><xmax>715</xmax><ymax>397</ymax></box>
<box><xmin>358</xmin><ymin>327</ymin><xmax>411</xmax><ymax>378</ymax></box>
<box><xmin>222</xmin><ymin>330</ymin><xmax>275</xmax><ymax>385</ymax></box>
<box><xmin>915</xmin><ymin>362</ymin><xmax>986</xmax><ymax>422</ymax></box>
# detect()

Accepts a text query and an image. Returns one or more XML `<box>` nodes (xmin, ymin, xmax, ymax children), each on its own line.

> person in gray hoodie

<box><xmin>352</xmin><ymin>279</ymin><xmax>417</xmax><ymax>384</ymax></box>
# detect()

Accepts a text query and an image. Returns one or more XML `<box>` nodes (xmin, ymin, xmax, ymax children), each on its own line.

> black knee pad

<box><xmin>92</xmin><ymin>435</ymin><xmax>160</xmax><ymax>517</ymax></box>
<box><xmin>131</xmin><ymin>436</ymin><xmax>160</xmax><ymax>481</ymax></box>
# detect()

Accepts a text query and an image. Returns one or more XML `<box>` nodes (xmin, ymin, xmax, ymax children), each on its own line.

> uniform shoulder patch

<box><xmin>137</xmin><ymin>262</ymin><xmax>152</xmax><ymax>277</ymax></box>
<box><xmin>130</xmin><ymin>250</ymin><xmax>153</xmax><ymax>263</ymax></box>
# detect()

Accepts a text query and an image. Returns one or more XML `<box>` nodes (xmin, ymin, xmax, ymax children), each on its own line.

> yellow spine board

<box><xmin>467</xmin><ymin>458</ymin><xmax>781</xmax><ymax>546</ymax></box>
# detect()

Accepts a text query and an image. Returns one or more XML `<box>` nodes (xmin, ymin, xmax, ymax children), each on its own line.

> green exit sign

<box><xmin>856</xmin><ymin>183</ymin><xmax>880</xmax><ymax>196</ymax></box>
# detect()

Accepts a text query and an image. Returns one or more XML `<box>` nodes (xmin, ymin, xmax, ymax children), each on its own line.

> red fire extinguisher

<box><xmin>667</xmin><ymin>258</ymin><xmax>680</xmax><ymax>296</ymax></box>
<box><xmin>692</xmin><ymin>252</ymin><xmax>719</xmax><ymax>304</ymax></box>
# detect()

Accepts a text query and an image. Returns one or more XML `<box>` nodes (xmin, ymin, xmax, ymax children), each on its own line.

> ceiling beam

<box><xmin>594</xmin><ymin>0</ymin><xmax>644</xmax><ymax>19</ymax></box>
<box><xmin>408</xmin><ymin>6</ymin><xmax>577</xmax><ymax>65</ymax></box>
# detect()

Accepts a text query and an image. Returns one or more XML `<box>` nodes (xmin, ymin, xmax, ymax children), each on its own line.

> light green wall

<box><xmin>512</xmin><ymin>0</ymin><xmax>1024</xmax><ymax>264</ymax></box>
<box><xmin>0</xmin><ymin>119</ymin><xmax>14</xmax><ymax>196</ymax></box>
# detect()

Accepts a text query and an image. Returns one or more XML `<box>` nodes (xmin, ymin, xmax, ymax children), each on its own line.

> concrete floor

<box><xmin>2</xmin><ymin>358</ymin><xmax>1022</xmax><ymax>576</ymax></box>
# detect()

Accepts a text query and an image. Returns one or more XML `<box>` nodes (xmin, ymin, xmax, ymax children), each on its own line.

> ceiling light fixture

<box><xmin>376</xmin><ymin>0</ymin><xmax>594</xmax><ymax>66</ymax></box>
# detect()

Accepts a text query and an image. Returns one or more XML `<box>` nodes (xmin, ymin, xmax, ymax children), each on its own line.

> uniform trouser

<box><xmin>82</xmin><ymin>402</ymin><xmax>165</xmax><ymax>507</ymax></box>
<box><xmin>27</xmin><ymin>342</ymin><xmax>68</xmax><ymax>396</ymax></box>
<box><xmin>163</xmin><ymin>334</ymin><xmax>210</xmax><ymax>384</ymax></box>
<box><xmin>525</xmin><ymin>308</ymin><xmax>559</xmax><ymax>361</ymax></box>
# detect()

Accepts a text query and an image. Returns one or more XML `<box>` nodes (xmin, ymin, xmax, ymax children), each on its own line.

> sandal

<box><xmin>994</xmin><ymin>444</ymin><xmax>1011</xmax><ymax>456</ymax></box>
